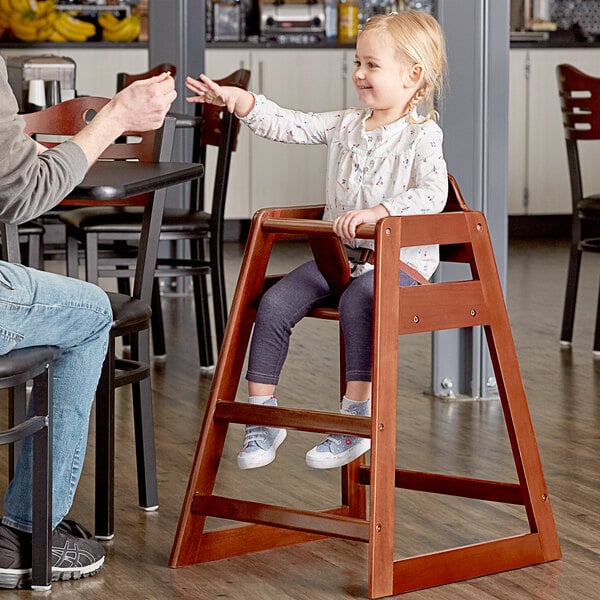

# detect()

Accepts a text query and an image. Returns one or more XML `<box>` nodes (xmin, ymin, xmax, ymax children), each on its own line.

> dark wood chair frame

<box><xmin>169</xmin><ymin>175</ymin><xmax>561</xmax><ymax>598</ymax></box>
<box><xmin>22</xmin><ymin>98</ymin><xmax>177</xmax><ymax>539</ymax></box>
<box><xmin>556</xmin><ymin>63</ymin><xmax>600</xmax><ymax>353</ymax></box>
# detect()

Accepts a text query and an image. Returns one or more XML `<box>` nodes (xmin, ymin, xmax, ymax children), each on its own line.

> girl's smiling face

<box><xmin>352</xmin><ymin>29</ymin><xmax>423</xmax><ymax>125</ymax></box>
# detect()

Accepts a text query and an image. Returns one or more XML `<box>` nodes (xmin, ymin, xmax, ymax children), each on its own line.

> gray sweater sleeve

<box><xmin>0</xmin><ymin>57</ymin><xmax>89</xmax><ymax>225</ymax></box>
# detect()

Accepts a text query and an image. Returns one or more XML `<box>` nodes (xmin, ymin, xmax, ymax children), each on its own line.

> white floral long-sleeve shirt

<box><xmin>241</xmin><ymin>93</ymin><xmax>448</xmax><ymax>280</ymax></box>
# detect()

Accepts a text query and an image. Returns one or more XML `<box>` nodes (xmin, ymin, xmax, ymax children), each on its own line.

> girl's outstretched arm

<box><xmin>185</xmin><ymin>73</ymin><xmax>255</xmax><ymax>117</ymax></box>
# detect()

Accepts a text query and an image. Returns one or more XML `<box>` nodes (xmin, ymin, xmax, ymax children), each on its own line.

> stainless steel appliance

<box><xmin>260</xmin><ymin>0</ymin><xmax>325</xmax><ymax>43</ymax></box>
<box><xmin>6</xmin><ymin>55</ymin><xmax>76</xmax><ymax>112</ymax></box>
<box><xmin>213</xmin><ymin>0</ymin><xmax>244</xmax><ymax>41</ymax></box>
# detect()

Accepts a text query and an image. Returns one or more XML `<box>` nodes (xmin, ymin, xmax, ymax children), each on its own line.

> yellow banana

<box><xmin>36</xmin><ymin>0</ymin><xmax>54</xmax><ymax>18</ymax></box>
<box><xmin>10</xmin><ymin>0</ymin><xmax>31</xmax><ymax>13</ymax></box>
<box><xmin>0</xmin><ymin>0</ymin><xmax>12</xmax><ymax>16</ymax></box>
<box><xmin>0</xmin><ymin>0</ymin><xmax>11</xmax><ymax>28</ymax></box>
<box><xmin>35</xmin><ymin>22</ymin><xmax>52</xmax><ymax>40</ymax></box>
<box><xmin>97</xmin><ymin>10</ymin><xmax>120</xmax><ymax>31</ymax></box>
<box><xmin>101</xmin><ymin>14</ymin><xmax>139</xmax><ymax>42</ymax></box>
<box><xmin>9</xmin><ymin>13</ymin><xmax>37</xmax><ymax>41</ymax></box>
<box><xmin>47</xmin><ymin>27</ymin><xmax>65</xmax><ymax>42</ymax></box>
<box><xmin>52</xmin><ymin>11</ymin><xmax>95</xmax><ymax>41</ymax></box>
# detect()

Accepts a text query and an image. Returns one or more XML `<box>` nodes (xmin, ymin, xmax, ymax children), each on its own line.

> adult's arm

<box><xmin>0</xmin><ymin>58</ymin><xmax>175</xmax><ymax>225</ymax></box>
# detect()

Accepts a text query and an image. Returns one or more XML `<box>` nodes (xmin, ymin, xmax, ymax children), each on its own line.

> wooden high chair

<box><xmin>169</xmin><ymin>175</ymin><xmax>561</xmax><ymax>598</ymax></box>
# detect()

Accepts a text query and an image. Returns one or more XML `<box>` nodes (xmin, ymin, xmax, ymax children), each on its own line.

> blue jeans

<box><xmin>0</xmin><ymin>261</ymin><xmax>112</xmax><ymax>533</ymax></box>
<box><xmin>246</xmin><ymin>260</ymin><xmax>417</xmax><ymax>385</ymax></box>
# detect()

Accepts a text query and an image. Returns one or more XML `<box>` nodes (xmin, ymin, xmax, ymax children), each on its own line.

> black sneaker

<box><xmin>0</xmin><ymin>523</ymin><xmax>104</xmax><ymax>589</ymax></box>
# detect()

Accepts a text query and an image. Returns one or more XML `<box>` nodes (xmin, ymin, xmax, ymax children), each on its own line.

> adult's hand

<box><xmin>71</xmin><ymin>72</ymin><xmax>177</xmax><ymax>167</ymax></box>
<box><xmin>107</xmin><ymin>72</ymin><xmax>177</xmax><ymax>133</ymax></box>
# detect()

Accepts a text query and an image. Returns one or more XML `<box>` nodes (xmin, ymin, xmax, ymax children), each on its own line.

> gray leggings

<box><xmin>246</xmin><ymin>260</ymin><xmax>417</xmax><ymax>385</ymax></box>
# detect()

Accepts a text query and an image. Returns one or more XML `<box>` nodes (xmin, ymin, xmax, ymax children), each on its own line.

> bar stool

<box><xmin>169</xmin><ymin>175</ymin><xmax>561</xmax><ymax>597</ymax></box>
<box><xmin>556</xmin><ymin>63</ymin><xmax>600</xmax><ymax>353</ymax></box>
<box><xmin>0</xmin><ymin>345</ymin><xmax>59</xmax><ymax>590</ymax></box>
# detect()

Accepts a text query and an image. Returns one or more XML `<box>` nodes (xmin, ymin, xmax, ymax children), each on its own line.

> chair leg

<box><xmin>150</xmin><ymin>279</ymin><xmax>167</xmax><ymax>358</ymax></box>
<box><xmin>560</xmin><ymin>243</ymin><xmax>582</xmax><ymax>346</ymax></box>
<box><xmin>130</xmin><ymin>328</ymin><xmax>159</xmax><ymax>510</ymax></box>
<box><xmin>210</xmin><ymin>252</ymin><xmax>228</xmax><ymax>350</ymax></box>
<box><xmin>7</xmin><ymin>384</ymin><xmax>27</xmax><ymax>479</ymax></box>
<box><xmin>116</xmin><ymin>277</ymin><xmax>135</xmax><ymax>349</ymax></box>
<box><xmin>190</xmin><ymin>239</ymin><xmax>214</xmax><ymax>367</ymax></box>
<box><xmin>85</xmin><ymin>232</ymin><xmax>100</xmax><ymax>285</ymax></box>
<box><xmin>31</xmin><ymin>364</ymin><xmax>52</xmax><ymax>591</ymax></box>
<box><xmin>65</xmin><ymin>231</ymin><xmax>80</xmax><ymax>279</ymax></box>
<box><xmin>95</xmin><ymin>338</ymin><xmax>115</xmax><ymax>540</ymax></box>
<box><xmin>192</xmin><ymin>273</ymin><xmax>214</xmax><ymax>367</ymax></box>
<box><xmin>27</xmin><ymin>234</ymin><xmax>43</xmax><ymax>271</ymax></box>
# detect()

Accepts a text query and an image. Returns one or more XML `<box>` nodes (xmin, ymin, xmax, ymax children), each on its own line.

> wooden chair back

<box><xmin>117</xmin><ymin>63</ymin><xmax>176</xmax><ymax>91</ymax></box>
<box><xmin>557</xmin><ymin>63</ymin><xmax>600</xmax><ymax>142</ymax></box>
<box><xmin>556</xmin><ymin>64</ymin><xmax>600</xmax><ymax>213</ymax></box>
<box><xmin>22</xmin><ymin>96</ymin><xmax>160</xmax><ymax>164</ymax></box>
<box><xmin>22</xmin><ymin>96</ymin><xmax>171</xmax><ymax>207</ymax></box>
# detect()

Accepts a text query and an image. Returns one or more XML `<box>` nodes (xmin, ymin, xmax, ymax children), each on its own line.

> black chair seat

<box><xmin>106</xmin><ymin>291</ymin><xmax>152</xmax><ymax>331</ymax></box>
<box><xmin>577</xmin><ymin>196</ymin><xmax>600</xmax><ymax>216</ymax></box>
<box><xmin>0</xmin><ymin>346</ymin><xmax>59</xmax><ymax>380</ymax></box>
<box><xmin>60</xmin><ymin>206</ymin><xmax>211</xmax><ymax>234</ymax></box>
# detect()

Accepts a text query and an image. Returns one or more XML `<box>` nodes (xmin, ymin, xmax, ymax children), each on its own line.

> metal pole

<box><xmin>434</xmin><ymin>0</ymin><xmax>509</xmax><ymax>399</ymax></box>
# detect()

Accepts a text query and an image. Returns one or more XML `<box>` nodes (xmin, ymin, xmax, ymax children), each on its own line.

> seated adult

<box><xmin>0</xmin><ymin>58</ymin><xmax>176</xmax><ymax>590</ymax></box>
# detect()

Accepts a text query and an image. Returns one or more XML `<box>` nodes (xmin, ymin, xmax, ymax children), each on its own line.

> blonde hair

<box><xmin>360</xmin><ymin>11</ymin><xmax>447</xmax><ymax>123</ymax></box>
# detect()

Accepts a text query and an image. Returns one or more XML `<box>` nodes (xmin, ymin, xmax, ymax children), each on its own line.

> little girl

<box><xmin>186</xmin><ymin>10</ymin><xmax>448</xmax><ymax>470</ymax></box>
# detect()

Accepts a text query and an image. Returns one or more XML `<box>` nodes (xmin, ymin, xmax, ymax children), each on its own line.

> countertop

<box><xmin>510</xmin><ymin>30</ymin><xmax>600</xmax><ymax>48</ymax></box>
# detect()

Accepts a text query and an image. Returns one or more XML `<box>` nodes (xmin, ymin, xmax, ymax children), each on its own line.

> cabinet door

<box><xmin>205</xmin><ymin>49</ymin><xmax>252</xmax><ymax>220</ymax></box>
<box><xmin>508</xmin><ymin>50</ymin><xmax>528</xmax><ymax>214</ymax></box>
<box><xmin>250</xmin><ymin>49</ymin><xmax>346</xmax><ymax>213</ymax></box>
<box><xmin>527</xmin><ymin>49</ymin><xmax>600</xmax><ymax>215</ymax></box>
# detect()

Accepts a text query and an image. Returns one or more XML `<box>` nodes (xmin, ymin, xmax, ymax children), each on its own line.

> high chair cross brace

<box><xmin>170</xmin><ymin>176</ymin><xmax>561</xmax><ymax>598</ymax></box>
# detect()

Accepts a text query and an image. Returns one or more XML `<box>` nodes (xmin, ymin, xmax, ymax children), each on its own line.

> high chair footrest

<box><xmin>214</xmin><ymin>400</ymin><xmax>372</xmax><ymax>437</ymax></box>
<box><xmin>192</xmin><ymin>494</ymin><xmax>370</xmax><ymax>541</ymax></box>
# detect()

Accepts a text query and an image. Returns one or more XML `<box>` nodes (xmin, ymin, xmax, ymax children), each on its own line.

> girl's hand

<box><xmin>333</xmin><ymin>206</ymin><xmax>389</xmax><ymax>243</ymax></box>
<box><xmin>185</xmin><ymin>73</ymin><xmax>254</xmax><ymax>117</ymax></box>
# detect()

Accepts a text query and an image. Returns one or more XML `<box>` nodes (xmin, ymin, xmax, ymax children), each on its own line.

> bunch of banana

<box><xmin>1</xmin><ymin>0</ymin><xmax>58</xmax><ymax>42</ymax></box>
<box><xmin>50</xmin><ymin>11</ymin><xmax>96</xmax><ymax>42</ymax></box>
<box><xmin>98</xmin><ymin>11</ymin><xmax>140</xmax><ymax>43</ymax></box>
<box><xmin>0</xmin><ymin>0</ymin><xmax>34</xmax><ymax>24</ymax></box>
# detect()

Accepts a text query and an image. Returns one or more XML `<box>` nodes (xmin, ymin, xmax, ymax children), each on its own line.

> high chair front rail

<box><xmin>170</xmin><ymin>175</ymin><xmax>561</xmax><ymax>598</ymax></box>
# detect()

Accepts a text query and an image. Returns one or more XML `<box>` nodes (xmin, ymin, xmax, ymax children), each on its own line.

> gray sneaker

<box><xmin>305</xmin><ymin>434</ymin><xmax>370</xmax><ymax>469</ymax></box>
<box><xmin>237</xmin><ymin>395</ymin><xmax>287</xmax><ymax>469</ymax></box>
<box><xmin>306</xmin><ymin>398</ymin><xmax>371</xmax><ymax>469</ymax></box>
<box><xmin>0</xmin><ymin>523</ymin><xmax>104</xmax><ymax>589</ymax></box>
<box><xmin>237</xmin><ymin>424</ymin><xmax>287</xmax><ymax>469</ymax></box>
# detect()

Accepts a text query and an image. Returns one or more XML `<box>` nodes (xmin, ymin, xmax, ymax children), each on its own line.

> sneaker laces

<box><xmin>242</xmin><ymin>425</ymin><xmax>268</xmax><ymax>449</ymax></box>
<box><xmin>319</xmin><ymin>434</ymin><xmax>345</xmax><ymax>449</ymax></box>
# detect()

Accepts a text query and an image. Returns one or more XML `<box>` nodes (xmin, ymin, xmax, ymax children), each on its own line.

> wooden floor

<box><xmin>1</xmin><ymin>236</ymin><xmax>599</xmax><ymax>599</ymax></box>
